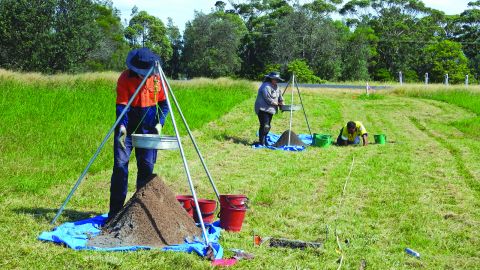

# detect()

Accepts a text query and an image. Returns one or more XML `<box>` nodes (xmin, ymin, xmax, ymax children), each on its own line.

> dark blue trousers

<box><xmin>109</xmin><ymin>102</ymin><xmax>169</xmax><ymax>217</ymax></box>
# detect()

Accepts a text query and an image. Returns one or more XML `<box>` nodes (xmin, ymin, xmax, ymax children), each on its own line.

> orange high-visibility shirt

<box><xmin>116</xmin><ymin>70</ymin><xmax>166</xmax><ymax>107</ymax></box>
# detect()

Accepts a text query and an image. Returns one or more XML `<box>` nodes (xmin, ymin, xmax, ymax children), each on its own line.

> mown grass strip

<box><xmin>409</xmin><ymin>116</ymin><xmax>480</xmax><ymax>200</ymax></box>
<box><xmin>395</xmin><ymin>87</ymin><xmax>480</xmax><ymax>137</ymax></box>
<box><xmin>398</xmin><ymin>89</ymin><xmax>480</xmax><ymax>115</ymax></box>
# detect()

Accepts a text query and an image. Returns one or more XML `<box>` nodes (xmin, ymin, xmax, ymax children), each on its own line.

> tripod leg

<box><xmin>295</xmin><ymin>83</ymin><xmax>312</xmax><ymax>136</ymax></box>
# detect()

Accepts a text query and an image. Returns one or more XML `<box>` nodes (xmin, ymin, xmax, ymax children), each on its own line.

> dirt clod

<box><xmin>272</xmin><ymin>130</ymin><xmax>306</xmax><ymax>147</ymax></box>
<box><xmin>88</xmin><ymin>174</ymin><xmax>201</xmax><ymax>248</ymax></box>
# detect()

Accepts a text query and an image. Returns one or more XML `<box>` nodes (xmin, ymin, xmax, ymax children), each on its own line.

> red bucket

<box><xmin>193</xmin><ymin>199</ymin><xmax>217</xmax><ymax>224</ymax></box>
<box><xmin>220</xmin><ymin>194</ymin><xmax>248</xmax><ymax>209</ymax></box>
<box><xmin>176</xmin><ymin>195</ymin><xmax>194</xmax><ymax>217</ymax></box>
<box><xmin>219</xmin><ymin>206</ymin><xmax>247</xmax><ymax>232</ymax></box>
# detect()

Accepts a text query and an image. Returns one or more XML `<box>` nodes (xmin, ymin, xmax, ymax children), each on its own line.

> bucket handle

<box><xmin>199</xmin><ymin>210</ymin><xmax>216</xmax><ymax>216</ymax></box>
<box><xmin>225</xmin><ymin>197</ymin><xmax>249</xmax><ymax>209</ymax></box>
<box><xmin>218</xmin><ymin>197</ymin><xmax>249</xmax><ymax>218</ymax></box>
<box><xmin>192</xmin><ymin>199</ymin><xmax>219</xmax><ymax>217</ymax></box>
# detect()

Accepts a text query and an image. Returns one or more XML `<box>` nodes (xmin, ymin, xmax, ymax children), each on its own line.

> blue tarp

<box><xmin>38</xmin><ymin>214</ymin><xmax>223</xmax><ymax>259</ymax></box>
<box><xmin>252</xmin><ymin>133</ymin><xmax>312</xmax><ymax>151</ymax></box>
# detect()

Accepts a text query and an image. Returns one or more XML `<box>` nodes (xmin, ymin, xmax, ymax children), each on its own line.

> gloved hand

<box><xmin>118</xmin><ymin>125</ymin><xmax>127</xmax><ymax>150</ymax></box>
<box><xmin>155</xmin><ymin>123</ymin><xmax>162</xmax><ymax>135</ymax></box>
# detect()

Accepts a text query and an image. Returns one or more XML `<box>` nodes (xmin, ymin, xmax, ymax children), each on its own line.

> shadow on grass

<box><xmin>215</xmin><ymin>134</ymin><xmax>251</xmax><ymax>146</ymax></box>
<box><xmin>13</xmin><ymin>207</ymin><xmax>101</xmax><ymax>223</ymax></box>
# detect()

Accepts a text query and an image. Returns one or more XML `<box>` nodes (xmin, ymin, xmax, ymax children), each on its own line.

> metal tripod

<box><xmin>281</xmin><ymin>73</ymin><xmax>312</xmax><ymax>146</ymax></box>
<box><xmin>51</xmin><ymin>61</ymin><xmax>220</xmax><ymax>246</ymax></box>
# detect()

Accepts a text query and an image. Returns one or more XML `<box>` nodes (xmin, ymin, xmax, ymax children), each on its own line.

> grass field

<box><xmin>1</xmin><ymin>71</ymin><xmax>479</xmax><ymax>269</ymax></box>
<box><xmin>0</xmin><ymin>70</ymin><xmax>253</xmax><ymax>194</ymax></box>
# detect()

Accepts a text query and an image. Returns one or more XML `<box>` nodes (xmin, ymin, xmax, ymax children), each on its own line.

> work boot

<box><xmin>259</xmin><ymin>136</ymin><xmax>266</xmax><ymax>146</ymax></box>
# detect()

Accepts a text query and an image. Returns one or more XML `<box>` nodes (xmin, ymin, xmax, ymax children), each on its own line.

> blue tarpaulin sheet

<box><xmin>252</xmin><ymin>133</ymin><xmax>312</xmax><ymax>151</ymax></box>
<box><xmin>38</xmin><ymin>214</ymin><xmax>223</xmax><ymax>259</ymax></box>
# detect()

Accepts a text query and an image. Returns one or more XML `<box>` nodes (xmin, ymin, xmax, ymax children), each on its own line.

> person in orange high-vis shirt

<box><xmin>108</xmin><ymin>48</ymin><xmax>169</xmax><ymax>222</ymax></box>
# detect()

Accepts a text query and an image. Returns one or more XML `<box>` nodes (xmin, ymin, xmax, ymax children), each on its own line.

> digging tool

<box><xmin>253</xmin><ymin>235</ymin><xmax>323</xmax><ymax>249</ymax></box>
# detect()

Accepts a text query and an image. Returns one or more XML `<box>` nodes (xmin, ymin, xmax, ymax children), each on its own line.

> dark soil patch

<box><xmin>273</xmin><ymin>130</ymin><xmax>306</xmax><ymax>147</ymax></box>
<box><xmin>88</xmin><ymin>174</ymin><xmax>201</xmax><ymax>248</ymax></box>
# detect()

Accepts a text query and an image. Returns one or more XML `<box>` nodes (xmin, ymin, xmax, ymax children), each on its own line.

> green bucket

<box><xmin>374</xmin><ymin>134</ymin><xmax>386</xmax><ymax>144</ymax></box>
<box><xmin>312</xmin><ymin>133</ymin><xmax>332</xmax><ymax>148</ymax></box>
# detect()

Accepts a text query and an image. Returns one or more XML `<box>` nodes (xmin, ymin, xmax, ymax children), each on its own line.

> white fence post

<box><xmin>466</xmin><ymin>75</ymin><xmax>469</xmax><ymax>87</ymax></box>
<box><xmin>399</xmin><ymin>71</ymin><xmax>403</xmax><ymax>85</ymax></box>
<box><xmin>425</xmin><ymin>73</ymin><xmax>429</xmax><ymax>85</ymax></box>
<box><xmin>445</xmin><ymin>73</ymin><xmax>449</xmax><ymax>85</ymax></box>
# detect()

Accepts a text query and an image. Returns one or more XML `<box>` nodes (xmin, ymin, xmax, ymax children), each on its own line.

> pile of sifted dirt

<box><xmin>88</xmin><ymin>174</ymin><xmax>202</xmax><ymax>248</ymax></box>
<box><xmin>272</xmin><ymin>130</ymin><xmax>306</xmax><ymax>147</ymax></box>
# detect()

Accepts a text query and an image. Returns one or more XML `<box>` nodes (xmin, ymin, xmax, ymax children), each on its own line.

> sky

<box><xmin>110</xmin><ymin>0</ymin><xmax>474</xmax><ymax>32</ymax></box>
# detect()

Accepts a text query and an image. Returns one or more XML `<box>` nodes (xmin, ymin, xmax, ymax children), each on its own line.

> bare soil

<box><xmin>272</xmin><ymin>130</ymin><xmax>306</xmax><ymax>147</ymax></box>
<box><xmin>88</xmin><ymin>174</ymin><xmax>201</xmax><ymax>248</ymax></box>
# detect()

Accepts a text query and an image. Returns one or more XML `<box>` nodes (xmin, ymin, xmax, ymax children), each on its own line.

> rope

<box><xmin>132</xmin><ymin>75</ymin><xmax>166</xmax><ymax>134</ymax></box>
<box><xmin>334</xmin><ymin>156</ymin><xmax>355</xmax><ymax>270</ymax></box>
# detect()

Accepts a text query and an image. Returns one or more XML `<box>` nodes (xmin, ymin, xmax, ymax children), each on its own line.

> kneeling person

<box><xmin>337</xmin><ymin>121</ymin><xmax>368</xmax><ymax>146</ymax></box>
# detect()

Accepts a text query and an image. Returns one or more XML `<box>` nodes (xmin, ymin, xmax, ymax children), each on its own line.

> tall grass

<box><xmin>0</xmin><ymin>70</ymin><xmax>255</xmax><ymax>194</ymax></box>
<box><xmin>162</xmin><ymin>78</ymin><xmax>255</xmax><ymax>134</ymax></box>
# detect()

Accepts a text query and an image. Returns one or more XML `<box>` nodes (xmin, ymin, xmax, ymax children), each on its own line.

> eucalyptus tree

<box><xmin>269</xmin><ymin>1</ymin><xmax>347</xmax><ymax>80</ymax></box>
<box><xmin>341</xmin><ymin>25</ymin><xmax>378</xmax><ymax>81</ymax></box>
<box><xmin>0</xmin><ymin>0</ymin><xmax>56</xmax><ymax>71</ymax></box>
<box><xmin>124</xmin><ymin>10</ymin><xmax>172</xmax><ymax>62</ymax></box>
<box><xmin>455</xmin><ymin>1</ymin><xmax>480</xmax><ymax>80</ymax></box>
<box><xmin>340</xmin><ymin>0</ymin><xmax>439</xmax><ymax>81</ymax></box>
<box><xmin>164</xmin><ymin>18</ymin><xmax>183</xmax><ymax>78</ymax></box>
<box><xmin>0</xmin><ymin>0</ymin><xmax>102</xmax><ymax>73</ymax></box>
<box><xmin>423</xmin><ymin>40</ymin><xmax>470</xmax><ymax>84</ymax></box>
<box><xmin>230</xmin><ymin>0</ymin><xmax>294</xmax><ymax>78</ymax></box>
<box><xmin>87</xmin><ymin>0</ymin><xmax>129</xmax><ymax>71</ymax></box>
<box><xmin>182</xmin><ymin>10</ymin><xmax>247</xmax><ymax>78</ymax></box>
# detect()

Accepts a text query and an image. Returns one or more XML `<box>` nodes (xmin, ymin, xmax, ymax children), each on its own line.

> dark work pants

<box><xmin>258</xmin><ymin>110</ymin><xmax>273</xmax><ymax>145</ymax></box>
<box><xmin>109</xmin><ymin>130</ymin><xmax>156</xmax><ymax>217</ymax></box>
<box><xmin>336</xmin><ymin>128</ymin><xmax>360</xmax><ymax>146</ymax></box>
<box><xmin>109</xmin><ymin>102</ymin><xmax>169</xmax><ymax>218</ymax></box>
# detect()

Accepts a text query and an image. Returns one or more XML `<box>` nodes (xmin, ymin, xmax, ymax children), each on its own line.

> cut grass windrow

<box><xmin>409</xmin><ymin>116</ymin><xmax>480</xmax><ymax>200</ymax></box>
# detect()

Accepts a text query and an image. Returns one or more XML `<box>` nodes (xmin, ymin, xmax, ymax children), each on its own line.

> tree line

<box><xmin>0</xmin><ymin>0</ymin><xmax>478</xmax><ymax>84</ymax></box>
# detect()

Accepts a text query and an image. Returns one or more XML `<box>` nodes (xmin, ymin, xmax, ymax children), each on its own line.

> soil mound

<box><xmin>273</xmin><ymin>130</ymin><xmax>306</xmax><ymax>147</ymax></box>
<box><xmin>88</xmin><ymin>174</ymin><xmax>201</xmax><ymax>248</ymax></box>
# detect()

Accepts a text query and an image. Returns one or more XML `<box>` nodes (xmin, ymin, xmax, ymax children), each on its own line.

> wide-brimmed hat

<box><xmin>126</xmin><ymin>48</ymin><xmax>160</xmax><ymax>76</ymax></box>
<box><xmin>264</xmin><ymin>72</ymin><xmax>284</xmax><ymax>81</ymax></box>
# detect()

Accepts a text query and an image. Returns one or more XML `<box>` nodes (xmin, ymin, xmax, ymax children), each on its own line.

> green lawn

<box><xmin>0</xmin><ymin>71</ymin><xmax>253</xmax><ymax>194</ymax></box>
<box><xmin>1</xmin><ymin>74</ymin><xmax>479</xmax><ymax>269</ymax></box>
